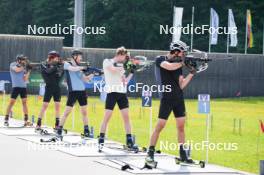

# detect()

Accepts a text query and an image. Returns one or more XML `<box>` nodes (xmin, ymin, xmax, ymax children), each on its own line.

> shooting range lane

<box><xmin>95</xmin><ymin>156</ymin><xmax>250</xmax><ymax>174</ymax></box>
<box><xmin>0</xmin><ymin>116</ymin><xmax>255</xmax><ymax>175</ymax></box>
<box><xmin>0</xmin><ymin>131</ymin><xmax>127</xmax><ymax>175</ymax></box>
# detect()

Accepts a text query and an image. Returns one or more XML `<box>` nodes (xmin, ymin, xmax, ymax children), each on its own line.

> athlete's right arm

<box><xmin>103</xmin><ymin>59</ymin><xmax>124</xmax><ymax>73</ymax></box>
<box><xmin>42</xmin><ymin>64</ymin><xmax>57</xmax><ymax>74</ymax></box>
<box><xmin>160</xmin><ymin>61</ymin><xmax>183</xmax><ymax>71</ymax></box>
<box><xmin>11</xmin><ymin>65</ymin><xmax>24</xmax><ymax>72</ymax></box>
<box><xmin>64</xmin><ymin>62</ymin><xmax>84</xmax><ymax>72</ymax></box>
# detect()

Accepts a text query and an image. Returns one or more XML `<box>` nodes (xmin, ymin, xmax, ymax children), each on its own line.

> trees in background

<box><xmin>0</xmin><ymin>0</ymin><xmax>263</xmax><ymax>53</ymax></box>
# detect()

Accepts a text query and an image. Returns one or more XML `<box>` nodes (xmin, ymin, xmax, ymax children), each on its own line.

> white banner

<box><xmin>172</xmin><ymin>7</ymin><xmax>183</xmax><ymax>42</ymax></box>
<box><xmin>210</xmin><ymin>8</ymin><xmax>219</xmax><ymax>45</ymax></box>
<box><xmin>39</xmin><ymin>83</ymin><xmax>46</xmax><ymax>96</ymax></box>
<box><xmin>228</xmin><ymin>9</ymin><xmax>238</xmax><ymax>47</ymax></box>
<box><xmin>0</xmin><ymin>81</ymin><xmax>5</xmax><ymax>92</ymax></box>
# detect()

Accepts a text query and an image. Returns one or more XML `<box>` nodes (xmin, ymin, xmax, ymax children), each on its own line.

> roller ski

<box><xmin>175</xmin><ymin>156</ymin><xmax>205</xmax><ymax>168</ymax></box>
<box><xmin>142</xmin><ymin>146</ymin><xmax>158</xmax><ymax>169</ymax></box>
<box><xmin>40</xmin><ymin>135</ymin><xmax>63</xmax><ymax>143</ymax></box>
<box><xmin>35</xmin><ymin>127</ymin><xmax>51</xmax><ymax>136</ymax></box>
<box><xmin>175</xmin><ymin>145</ymin><xmax>205</xmax><ymax>168</ymax></box>
<box><xmin>40</xmin><ymin>126</ymin><xmax>63</xmax><ymax>143</ymax></box>
<box><xmin>105</xmin><ymin>144</ymin><xmax>140</xmax><ymax>154</ymax></box>
<box><xmin>4</xmin><ymin>120</ymin><xmax>33</xmax><ymax>128</ymax></box>
<box><xmin>143</xmin><ymin>155</ymin><xmax>158</xmax><ymax>169</ymax></box>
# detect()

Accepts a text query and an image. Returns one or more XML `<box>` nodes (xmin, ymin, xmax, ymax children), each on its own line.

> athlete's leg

<box><xmin>80</xmin><ymin>105</ymin><xmax>88</xmax><ymax>125</ymax></box>
<box><xmin>36</xmin><ymin>102</ymin><xmax>49</xmax><ymax>127</ymax></box>
<box><xmin>5</xmin><ymin>88</ymin><xmax>19</xmax><ymax>121</ymax></box>
<box><xmin>176</xmin><ymin>117</ymin><xmax>185</xmax><ymax>144</ymax></box>
<box><xmin>21</xmin><ymin>98</ymin><xmax>29</xmax><ymax>121</ymax></box>
<box><xmin>147</xmin><ymin>98</ymin><xmax>171</xmax><ymax>159</ymax></box>
<box><xmin>5</xmin><ymin>98</ymin><xmax>16</xmax><ymax>121</ymax></box>
<box><xmin>100</xmin><ymin>109</ymin><xmax>113</xmax><ymax>133</ymax></box>
<box><xmin>100</xmin><ymin>93</ymin><xmax>116</xmax><ymax>134</ymax></box>
<box><xmin>173</xmin><ymin>101</ymin><xmax>188</xmax><ymax>161</ymax></box>
<box><xmin>120</xmin><ymin>108</ymin><xmax>131</xmax><ymax>134</ymax></box>
<box><xmin>54</xmin><ymin>88</ymin><xmax>62</xmax><ymax>128</ymax></box>
<box><xmin>149</xmin><ymin>119</ymin><xmax>167</xmax><ymax>146</ymax></box>
<box><xmin>54</xmin><ymin>102</ymin><xmax>60</xmax><ymax>127</ymax></box>
<box><xmin>59</xmin><ymin>106</ymin><xmax>72</xmax><ymax>126</ymax></box>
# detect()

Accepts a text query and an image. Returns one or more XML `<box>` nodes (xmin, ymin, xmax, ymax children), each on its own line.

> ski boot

<box><xmin>125</xmin><ymin>134</ymin><xmax>139</xmax><ymax>153</ymax></box>
<box><xmin>98</xmin><ymin>135</ymin><xmax>105</xmax><ymax>153</ymax></box>
<box><xmin>126</xmin><ymin>142</ymin><xmax>139</xmax><ymax>153</ymax></box>
<box><xmin>144</xmin><ymin>154</ymin><xmax>157</xmax><ymax>169</ymax></box>
<box><xmin>54</xmin><ymin>127</ymin><xmax>67</xmax><ymax>135</ymax></box>
<box><xmin>175</xmin><ymin>145</ymin><xmax>205</xmax><ymax>168</ymax></box>
<box><xmin>81</xmin><ymin>132</ymin><xmax>90</xmax><ymax>139</ymax></box>
<box><xmin>179</xmin><ymin>145</ymin><xmax>194</xmax><ymax>163</ymax></box>
<box><xmin>55</xmin><ymin>126</ymin><xmax>63</xmax><ymax>141</ymax></box>
<box><xmin>4</xmin><ymin>120</ymin><xmax>9</xmax><ymax>127</ymax></box>
<box><xmin>35</xmin><ymin>126</ymin><xmax>49</xmax><ymax>135</ymax></box>
<box><xmin>24</xmin><ymin>121</ymin><xmax>33</xmax><ymax>127</ymax></box>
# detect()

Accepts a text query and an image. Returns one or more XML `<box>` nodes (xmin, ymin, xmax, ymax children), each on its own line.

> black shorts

<box><xmin>66</xmin><ymin>91</ymin><xmax>87</xmax><ymax>107</ymax></box>
<box><xmin>105</xmin><ymin>92</ymin><xmax>129</xmax><ymax>110</ymax></box>
<box><xmin>158</xmin><ymin>98</ymin><xmax>186</xmax><ymax>120</ymax></box>
<box><xmin>11</xmin><ymin>87</ymin><xmax>27</xmax><ymax>99</ymax></box>
<box><xmin>43</xmin><ymin>87</ymin><xmax>61</xmax><ymax>102</ymax></box>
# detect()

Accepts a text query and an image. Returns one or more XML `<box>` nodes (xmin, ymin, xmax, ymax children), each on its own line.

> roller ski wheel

<box><xmin>175</xmin><ymin>157</ymin><xmax>205</xmax><ymax>168</ymax></box>
<box><xmin>143</xmin><ymin>156</ymin><xmax>157</xmax><ymax>169</ymax></box>
<box><xmin>98</xmin><ymin>140</ymin><xmax>104</xmax><ymax>152</ymax></box>
<box><xmin>142</xmin><ymin>147</ymin><xmax>147</xmax><ymax>152</ymax></box>
<box><xmin>199</xmin><ymin>161</ymin><xmax>205</xmax><ymax>168</ymax></box>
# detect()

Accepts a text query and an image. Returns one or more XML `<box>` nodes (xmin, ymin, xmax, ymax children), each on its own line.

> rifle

<box><xmin>79</xmin><ymin>62</ymin><xmax>104</xmax><ymax>76</ymax></box>
<box><xmin>178</xmin><ymin>49</ymin><xmax>233</xmax><ymax>73</ymax></box>
<box><xmin>114</xmin><ymin>55</ymin><xmax>154</xmax><ymax>73</ymax></box>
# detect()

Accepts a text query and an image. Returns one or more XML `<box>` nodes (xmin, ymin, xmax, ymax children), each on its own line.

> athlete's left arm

<box><xmin>179</xmin><ymin>73</ymin><xmax>194</xmax><ymax>89</ymax></box>
<box><xmin>23</xmin><ymin>71</ymin><xmax>31</xmax><ymax>82</ymax></box>
<box><xmin>124</xmin><ymin>73</ymin><xmax>133</xmax><ymax>84</ymax></box>
<box><xmin>82</xmin><ymin>73</ymin><xmax>94</xmax><ymax>82</ymax></box>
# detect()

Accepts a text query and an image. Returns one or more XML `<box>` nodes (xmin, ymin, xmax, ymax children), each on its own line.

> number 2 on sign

<box><xmin>144</xmin><ymin>97</ymin><xmax>149</xmax><ymax>106</ymax></box>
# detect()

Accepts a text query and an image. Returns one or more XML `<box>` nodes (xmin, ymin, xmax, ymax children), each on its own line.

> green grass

<box><xmin>1</xmin><ymin>94</ymin><xmax>263</xmax><ymax>174</ymax></box>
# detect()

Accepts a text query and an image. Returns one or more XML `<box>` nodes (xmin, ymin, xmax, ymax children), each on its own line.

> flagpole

<box><xmin>208</xmin><ymin>8</ymin><xmax>212</xmax><ymax>53</ymax></box>
<box><xmin>263</xmin><ymin>23</ymin><xmax>264</xmax><ymax>55</ymax></box>
<box><xmin>245</xmin><ymin>10</ymin><xmax>248</xmax><ymax>54</ymax></box>
<box><xmin>227</xmin><ymin>9</ymin><xmax>230</xmax><ymax>54</ymax></box>
<box><xmin>190</xmin><ymin>6</ymin><xmax>194</xmax><ymax>51</ymax></box>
